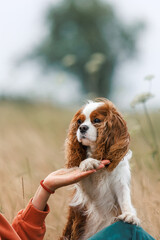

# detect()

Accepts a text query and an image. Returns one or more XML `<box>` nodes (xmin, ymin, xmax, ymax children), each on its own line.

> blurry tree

<box><xmin>31</xmin><ymin>0</ymin><xmax>143</xmax><ymax>97</ymax></box>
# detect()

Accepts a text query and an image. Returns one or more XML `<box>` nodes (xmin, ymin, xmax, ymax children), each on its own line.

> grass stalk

<box><xmin>21</xmin><ymin>177</ymin><xmax>25</xmax><ymax>208</ymax></box>
<box><xmin>143</xmin><ymin>103</ymin><xmax>160</xmax><ymax>161</ymax></box>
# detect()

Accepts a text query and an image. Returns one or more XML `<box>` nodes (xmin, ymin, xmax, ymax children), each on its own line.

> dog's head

<box><xmin>65</xmin><ymin>98</ymin><xmax>130</xmax><ymax>171</ymax></box>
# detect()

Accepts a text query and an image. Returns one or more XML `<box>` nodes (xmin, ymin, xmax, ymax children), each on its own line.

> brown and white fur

<box><xmin>60</xmin><ymin>98</ymin><xmax>140</xmax><ymax>240</ymax></box>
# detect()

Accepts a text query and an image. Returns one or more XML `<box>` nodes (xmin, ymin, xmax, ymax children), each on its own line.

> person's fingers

<box><xmin>55</xmin><ymin>161</ymin><xmax>110</xmax><ymax>177</ymax></box>
<box><xmin>96</xmin><ymin>164</ymin><xmax>105</xmax><ymax>170</ymax></box>
<box><xmin>79</xmin><ymin>169</ymin><xmax>96</xmax><ymax>176</ymax></box>
<box><xmin>72</xmin><ymin>160</ymin><xmax>111</xmax><ymax>178</ymax></box>
<box><xmin>95</xmin><ymin>160</ymin><xmax>110</xmax><ymax>170</ymax></box>
<box><xmin>101</xmin><ymin>160</ymin><xmax>110</xmax><ymax>165</ymax></box>
<box><xmin>71</xmin><ymin>169</ymin><xmax>96</xmax><ymax>181</ymax></box>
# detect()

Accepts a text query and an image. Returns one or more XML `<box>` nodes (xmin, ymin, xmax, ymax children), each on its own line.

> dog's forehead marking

<box><xmin>82</xmin><ymin>102</ymin><xmax>104</xmax><ymax>119</ymax></box>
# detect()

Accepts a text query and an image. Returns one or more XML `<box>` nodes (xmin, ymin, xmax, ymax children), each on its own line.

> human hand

<box><xmin>43</xmin><ymin>160</ymin><xmax>110</xmax><ymax>191</ymax></box>
<box><xmin>32</xmin><ymin>160</ymin><xmax>110</xmax><ymax>211</ymax></box>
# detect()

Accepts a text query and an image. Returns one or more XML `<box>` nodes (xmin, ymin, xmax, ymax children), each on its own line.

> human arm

<box><xmin>12</xmin><ymin>160</ymin><xmax>110</xmax><ymax>240</ymax></box>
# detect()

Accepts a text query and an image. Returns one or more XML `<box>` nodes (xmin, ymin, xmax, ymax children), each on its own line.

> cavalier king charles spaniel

<box><xmin>60</xmin><ymin>98</ymin><xmax>140</xmax><ymax>240</ymax></box>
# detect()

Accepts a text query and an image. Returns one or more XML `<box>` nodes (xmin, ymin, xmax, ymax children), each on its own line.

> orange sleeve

<box><xmin>0</xmin><ymin>214</ymin><xmax>21</xmax><ymax>240</ymax></box>
<box><xmin>12</xmin><ymin>199</ymin><xmax>49</xmax><ymax>240</ymax></box>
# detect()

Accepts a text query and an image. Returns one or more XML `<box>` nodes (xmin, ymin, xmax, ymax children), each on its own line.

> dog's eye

<box><xmin>93</xmin><ymin>118</ymin><xmax>101</xmax><ymax>123</ymax></box>
<box><xmin>77</xmin><ymin>119</ymin><xmax>82</xmax><ymax>124</ymax></box>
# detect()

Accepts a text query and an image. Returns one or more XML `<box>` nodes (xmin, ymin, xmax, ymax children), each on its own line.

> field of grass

<box><xmin>0</xmin><ymin>101</ymin><xmax>159</xmax><ymax>239</ymax></box>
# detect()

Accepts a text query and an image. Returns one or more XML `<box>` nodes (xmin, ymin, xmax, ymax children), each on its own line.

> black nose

<box><xmin>79</xmin><ymin>125</ymin><xmax>89</xmax><ymax>133</ymax></box>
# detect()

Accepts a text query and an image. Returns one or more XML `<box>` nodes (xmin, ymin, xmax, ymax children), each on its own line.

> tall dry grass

<box><xmin>0</xmin><ymin>101</ymin><xmax>159</xmax><ymax>239</ymax></box>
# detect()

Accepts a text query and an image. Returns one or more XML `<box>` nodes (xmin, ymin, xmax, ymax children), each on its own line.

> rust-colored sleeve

<box><xmin>0</xmin><ymin>214</ymin><xmax>21</xmax><ymax>240</ymax></box>
<box><xmin>12</xmin><ymin>199</ymin><xmax>49</xmax><ymax>240</ymax></box>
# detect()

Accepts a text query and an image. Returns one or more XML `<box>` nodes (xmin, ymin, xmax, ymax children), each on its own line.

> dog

<box><xmin>60</xmin><ymin>98</ymin><xmax>140</xmax><ymax>240</ymax></box>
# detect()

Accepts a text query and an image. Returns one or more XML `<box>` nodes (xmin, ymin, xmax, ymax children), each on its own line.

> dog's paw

<box><xmin>117</xmin><ymin>212</ymin><xmax>140</xmax><ymax>226</ymax></box>
<box><xmin>79</xmin><ymin>158</ymin><xmax>101</xmax><ymax>171</ymax></box>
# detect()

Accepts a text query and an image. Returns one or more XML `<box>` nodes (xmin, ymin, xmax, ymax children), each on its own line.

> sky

<box><xmin>0</xmin><ymin>0</ymin><xmax>160</xmax><ymax>109</ymax></box>
<box><xmin>107</xmin><ymin>0</ymin><xmax>160</xmax><ymax>109</ymax></box>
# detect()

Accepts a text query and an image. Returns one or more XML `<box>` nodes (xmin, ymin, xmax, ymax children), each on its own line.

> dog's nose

<box><xmin>79</xmin><ymin>125</ymin><xmax>89</xmax><ymax>133</ymax></box>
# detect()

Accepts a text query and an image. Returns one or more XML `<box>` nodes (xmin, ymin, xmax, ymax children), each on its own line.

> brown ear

<box><xmin>93</xmin><ymin>108</ymin><xmax>130</xmax><ymax>171</ymax></box>
<box><xmin>65</xmin><ymin>110</ymin><xmax>87</xmax><ymax>168</ymax></box>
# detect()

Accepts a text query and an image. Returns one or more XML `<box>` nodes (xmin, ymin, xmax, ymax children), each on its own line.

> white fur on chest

<box><xmin>70</xmin><ymin>159</ymin><xmax>131</xmax><ymax>239</ymax></box>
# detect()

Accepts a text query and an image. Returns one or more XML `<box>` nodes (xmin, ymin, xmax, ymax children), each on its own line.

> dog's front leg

<box><xmin>113</xmin><ymin>176</ymin><xmax>140</xmax><ymax>225</ymax></box>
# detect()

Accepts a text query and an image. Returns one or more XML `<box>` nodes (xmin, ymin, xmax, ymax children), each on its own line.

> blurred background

<box><xmin>0</xmin><ymin>0</ymin><xmax>160</xmax><ymax>108</ymax></box>
<box><xmin>0</xmin><ymin>0</ymin><xmax>160</xmax><ymax>239</ymax></box>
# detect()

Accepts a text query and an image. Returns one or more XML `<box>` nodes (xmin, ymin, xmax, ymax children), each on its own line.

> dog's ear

<box><xmin>65</xmin><ymin>109</ymin><xmax>87</xmax><ymax>168</ymax></box>
<box><xmin>93</xmin><ymin>109</ymin><xmax>130</xmax><ymax>171</ymax></box>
